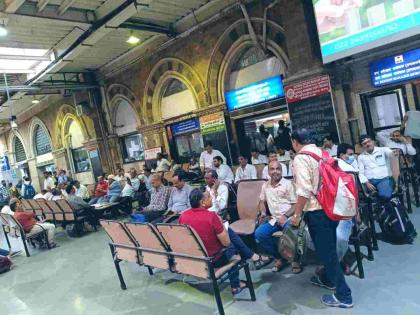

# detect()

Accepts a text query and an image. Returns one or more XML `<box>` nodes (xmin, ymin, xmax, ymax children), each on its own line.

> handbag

<box><xmin>276</xmin><ymin>220</ymin><xmax>308</xmax><ymax>264</ymax></box>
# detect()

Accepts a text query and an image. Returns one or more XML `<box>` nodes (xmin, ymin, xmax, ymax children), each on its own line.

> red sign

<box><xmin>285</xmin><ymin>75</ymin><xmax>331</xmax><ymax>103</ymax></box>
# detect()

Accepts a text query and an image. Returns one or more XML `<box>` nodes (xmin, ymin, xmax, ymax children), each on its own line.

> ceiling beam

<box><xmin>119</xmin><ymin>21</ymin><xmax>176</xmax><ymax>36</ymax></box>
<box><xmin>58</xmin><ymin>0</ymin><xmax>76</xmax><ymax>15</ymax></box>
<box><xmin>37</xmin><ymin>0</ymin><xmax>51</xmax><ymax>12</ymax></box>
<box><xmin>4</xmin><ymin>0</ymin><xmax>25</xmax><ymax>13</ymax></box>
<box><xmin>0</xmin><ymin>54</ymin><xmax>51</xmax><ymax>61</ymax></box>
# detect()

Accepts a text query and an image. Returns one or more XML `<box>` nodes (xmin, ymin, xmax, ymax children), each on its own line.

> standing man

<box><xmin>0</xmin><ymin>180</ymin><xmax>10</xmax><ymax>207</ymax></box>
<box><xmin>156</xmin><ymin>153</ymin><xmax>171</xmax><ymax>172</ymax></box>
<box><xmin>200</xmin><ymin>141</ymin><xmax>226</xmax><ymax>172</ymax></box>
<box><xmin>358</xmin><ymin>134</ymin><xmax>397</xmax><ymax>201</ymax></box>
<box><xmin>250</xmin><ymin>149</ymin><xmax>268</xmax><ymax>165</ymax></box>
<box><xmin>274</xmin><ymin>120</ymin><xmax>292</xmax><ymax>151</ymax></box>
<box><xmin>291</xmin><ymin>128</ymin><xmax>353</xmax><ymax>308</ymax></box>
<box><xmin>322</xmin><ymin>135</ymin><xmax>338</xmax><ymax>157</ymax></box>
<box><xmin>234</xmin><ymin>156</ymin><xmax>257</xmax><ymax>183</ymax></box>
<box><xmin>376</xmin><ymin>129</ymin><xmax>417</xmax><ymax>156</ymax></box>
<box><xmin>213</xmin><ymin>156</ymin><xmax>234</xmax><ymax>184</ymax></box>
<box><xmin>43</xmin><ymin>171</ymin><xmax>55</xmax><ymax>191</ymax></box>
<box><xmin>204</xmin><ymin>170</ymin><xmax>229</xmax><ymax>213</ymax></box>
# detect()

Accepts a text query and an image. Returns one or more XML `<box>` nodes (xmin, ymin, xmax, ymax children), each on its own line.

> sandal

<box><xmin>291</xmin><ymin>262</ymin><xmax>303</xmax><ymax>274</ymax></box>
<box><xmin>232</xmin><ymin>281</ymin><xmax>248</xmax><ymax>295</ymax></box>
<box><xmin>271</xmin><ymin>259</ymin><xmax>290</xmax><ymax>273</ymax></box>
<box><xmin>253</xmin><ymin>256</ymin><xmax>273</xmax><ymax>270</ymax></box>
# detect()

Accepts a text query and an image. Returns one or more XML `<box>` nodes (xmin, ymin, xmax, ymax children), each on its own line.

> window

<box><xmin>120</xmin><ymin>134</ymin><xmax>145</xmax><ymax>163</ymax></box>
<box><xmin>34</xmin><ymin>125</ymin><xmax>52</xmax><ymax>156</ymax></box>
<box><xmin>231</xmin><ymin>46</ymin><xmax>267</xmax><ymax>72</ymax></box>
<box><xmin>14</xmin><ymin>137</ymin><xmax>27</xmax><ymax>163</ymax></box>
<box><xmin>72</xmin><ymin>148</ymin><xmax>90</xmax><ymax>173</ymax></box>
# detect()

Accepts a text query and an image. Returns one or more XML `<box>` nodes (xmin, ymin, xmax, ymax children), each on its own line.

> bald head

<box><xmin>268</xmin><ymin>160</ymin><xmax>282</xmax><ymax>183</ymax></box>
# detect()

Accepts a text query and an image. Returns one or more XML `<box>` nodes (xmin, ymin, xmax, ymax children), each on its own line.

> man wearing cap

<box><xmin>358</xmin><ymin>134</ymin><xmax>397</xmax><ymax>201</ymax></box>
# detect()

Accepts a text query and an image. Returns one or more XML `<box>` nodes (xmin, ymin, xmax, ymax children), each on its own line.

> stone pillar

<box><xmin>26</xmin><ymin>158</ymin><xmax>41</xmax><ymax>191</ymax></box>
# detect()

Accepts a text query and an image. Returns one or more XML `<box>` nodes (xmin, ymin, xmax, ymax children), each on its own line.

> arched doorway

<box><xmin>114</xmin><ymin>99</ymin><xmax>145</xmax><ymax>165</ymax></box>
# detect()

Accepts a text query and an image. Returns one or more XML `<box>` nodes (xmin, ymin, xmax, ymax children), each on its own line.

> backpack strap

<box><xmin>299</xmin><ymin>150</ymin><xmax>329</xmax><ymax>161</ymax></box>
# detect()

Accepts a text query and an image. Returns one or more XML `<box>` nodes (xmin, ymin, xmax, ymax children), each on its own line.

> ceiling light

<box><xmin>0</xmin><ymin>25</ymin><xmax>7</xmax><ymax>37</ymax></box>
<box><xmin>32</xmin><ymin>99</ymin><xmax>40</xmax><ymax>104</ymax></box>
<box><xmin>126</xmin><ymin>35</ymin><xmax>140</xmax><ymax>45</ymax></box>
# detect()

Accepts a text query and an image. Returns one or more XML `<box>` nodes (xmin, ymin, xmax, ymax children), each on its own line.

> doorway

<box><xmin>361</xmin><ymin>87</ymin><xmax>408</xmax><ymax>139</ymax></box>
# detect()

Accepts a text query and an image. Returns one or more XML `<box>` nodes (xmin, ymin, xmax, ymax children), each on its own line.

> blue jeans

<box><xmin>336</xmin><ymin>220</ymin><xmax>353</xmax><ymax>262</ymax></box>
<box><xmin>213</xmin><ymin>228</ymin><xmax>254</xmax><ymax>289</ymax></box>
<box><xmin>369</xmin><ymin>177</ymin><xmax>394</xmax><ymax>201</ymax></box>
<box><xmin>88</xmin><ymin>197</ymin><xmax>100</xmax><ymax>205</ymax></box>
<box><xmin>305</xmin><ymin>210</ymin><xmax>352</xmax><ymax>303</ymax></box>
<box><xmin>98</xmin><ymin>195</ymin><xmax>120</xmax><ymax>204</ymax></box>
<box><xmin>255</xmin><ymin>219</ymin><xmax>291</xmax><ymax>259</ymax></box>
<box><xmin>0</xmin><ymin>248</ymin><xmax>9</xmax><ymax>256</ymax></box>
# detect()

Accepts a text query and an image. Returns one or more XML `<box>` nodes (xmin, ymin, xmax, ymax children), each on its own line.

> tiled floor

<box><xmin>1</xmin><ymin>205</ymin><xmax>419</xmax><ymax>315</ymax></box>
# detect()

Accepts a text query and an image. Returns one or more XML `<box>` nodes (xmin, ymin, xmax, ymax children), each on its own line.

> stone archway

<box><xmin>54</xmin><ymin>104</ymin><xmax>90</xmax><ymax>149</ymax></box>
<box><xmin>207</xmin><ymin>18</ymin><xmax>290</xmax><ymax>104</ymax></box>
<box><xmin>7</xmin><ymin>130</ymin><xmax>29</xmax><ymax>165</ymax></box>
<box><xmin>142</xmin><ymin>58</ymin><xmax>208</xmax><ymax>124</ymax></box>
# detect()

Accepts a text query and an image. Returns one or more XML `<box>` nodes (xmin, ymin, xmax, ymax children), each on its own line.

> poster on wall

<box><xmin>144</xmin><ymin>147</ymin><xmax>162</xmax><ymax>169</ymax></box>
<box><xmin>312</xmin><ymin>0</ymin><xmax>420</xmax><ymax>63</ymax></box>
<box><xmin>199</xmin><ymin>112</ymin><xmax>231</xmax><ymax>165</ymax></box>
<box><xmin>286</xmin><ymin>75</ymin><xmax>340</xmax><ymax>144</ymax></box>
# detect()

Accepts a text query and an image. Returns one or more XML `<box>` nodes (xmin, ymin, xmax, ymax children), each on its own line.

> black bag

<box><xmin>377</xmin><ymin>198</ymin><xmax>417</xmax><ymax>244</ymax></box>
<box><xmin>0</xmin><ymin>256</ymin><xmax>12</xmax><ymax>274</ymax></box>
<box><xmin>66</xmin><ymin>223</ymin><xmax>84</xmax><ymax>238</ymax></box>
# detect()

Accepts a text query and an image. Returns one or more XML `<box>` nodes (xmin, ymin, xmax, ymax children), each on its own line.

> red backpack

<box><xmin>300</xmin><ymin>150</ymin><xmax>358</xmax><ymax>221</ymax></box>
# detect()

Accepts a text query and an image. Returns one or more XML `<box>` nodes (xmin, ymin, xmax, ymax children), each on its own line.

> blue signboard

<box><xmin>171</xmin><ymin>118</ymin><xmax>200</xmax><ymax>136</ymax></box>
<box><xmin>370</xmin><ymin>48</ymin><xmax>420</xmax><ymax>87</ymax></box>
<box><xmin>225</xmin><ymin>75</ymin><xmax>284</xmax><ymax>111</ymax></box>
<box><xmin>0</xmin><ymin>156</ymin><xmax>10</xmax><ymax>172</ymax></box>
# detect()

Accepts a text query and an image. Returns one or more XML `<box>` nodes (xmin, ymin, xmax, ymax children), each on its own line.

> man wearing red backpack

<box><xmin>291</xmin><ymin>129</ymin><xmax>353</xmax><ymax>308</ymax></box>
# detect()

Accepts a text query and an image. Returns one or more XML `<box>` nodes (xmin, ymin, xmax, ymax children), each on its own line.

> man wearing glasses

<box><xmin>357</xmin><ymin>134</ymin><xmax>397</xmax><ymax>201</ymax></box>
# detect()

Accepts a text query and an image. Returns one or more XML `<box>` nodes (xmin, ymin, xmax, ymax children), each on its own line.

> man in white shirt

<box><xmin>34</xmin><ymin>189</ymin><xmax>51</xmax><ymax>200</ymax></box>
<box><xmin>74</xmin><ymin>180</ymin><xmax>90</xmax><ymax>200</ymax></box>
<box><xmin>204</xmin><ymin>170</ymin><xmax>228</xmax><ymax>213</ymax></box>
<box><xmin>323</xmin><ymin>135</ymin><xmax>338</xmax><ymax>157</ymax></box>
<box><xmin>358</xmin><ymin>135</ymin><xmax>397</xmax><ymax>201</ymax></box>
<box><xmin>336</xmin><ymin>143</ymin><xmax>358</xmax><ymax>172</ymax></box>
<box><xmin>156</xmin><ymin>153</ymin><xmax>171</xmax><ymax>172</ymax></box>
<box><xmin>251</xmin><ymin>149</ymin><xmax>268</xmax><ymax>165</ymax></box>
<box><xmin>199</xmin><ymin>141</ymin><xmax>226</xmax><ymax>171</ymax></box>
<box><xmin>43</xmin><ymin>172</ymin><xmax>55</xmax><ymax>191</ymax></box>
<box><xmin>234</xmin><ymin>156</ymin><xmax>257</xmax><ymax>183</ymax></box>
<box><xmin>376</xmin><ymin>129</ymin><xmax>417</xmax><ymax>156</ymax></box>
<box><xmin>113</xmin><ymin>168</ymin><xmax>126</xmax><ymax>182</ymax></box>
<box><xmin>262</xmin><ymin>151</ymin><xmax>287</xmax><ymax>180</ymax></box>
<box><xmin>213</xmin><ymin>156</ymin><xmax>234</xmax><ymax>184</ymax></box>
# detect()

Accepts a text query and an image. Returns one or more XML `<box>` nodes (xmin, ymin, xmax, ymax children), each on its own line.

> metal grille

<box><xmin>231</xmin><ymin>46</ymin><xmax>267</xmax><ymax>72</ymax></box>
<box><xmin>14</xmin><ymin>137</ymin><xmax>26</xmax><ymax>163</ymax></box>
<box><xmin>34</xmin><ymin>125</ymin><xmax>52</xmax><ymax>156</ymax></box>
<box><xmin>163</xmin><ymin>79</ymin><xmax>187</xmax><ymax>97</ymax></box>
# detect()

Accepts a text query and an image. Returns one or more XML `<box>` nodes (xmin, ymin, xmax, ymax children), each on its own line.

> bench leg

<box><xmin>243</xmin><ymin>263</ymin><xmax>256</xmax><ymax>301</ymax></box>
<box><xmin>368</xmin><ymin>202</ymin><xmax>379</xmax><ymax>251</ymax></box>
<box><xmin>209</xmin><ymin>267</ymin><xmax>224</xmax><ymax>315</ymax></box>
<box><xmin>21</xmin><ymin>232</ymin><xmax>30</xmax><ymax>257</ymax></box>
<box><xmin>2</xmin><ymin>226</ymin><xmax>11</xmax><ymax>250</ymax></box>
<box><xmin>366</xmin><ymin>233</ymin><xmax>374</xmax><ymax>261</ymax></box>
<box><xmin>147</xmin><ymin>266</ymin><xmax>154</xmax><ymax>276</ymax></box>
<box><xmin>109</xmin><ymin>244</ymin><xmax>127</xmax><ymax>290</ymax></box>
<box><xmin>353</xmin><ymin>241</ymin><xmax>364</xmax><ymax>279</ymax></box>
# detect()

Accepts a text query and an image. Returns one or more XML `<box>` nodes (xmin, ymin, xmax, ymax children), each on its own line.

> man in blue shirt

<box><xmin>99</xmin><ymin>175</ymin><xmax>121</xmax><ymax>204</ymax></box>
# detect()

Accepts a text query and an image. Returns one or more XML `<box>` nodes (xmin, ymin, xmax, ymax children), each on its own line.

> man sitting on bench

<box><xmin>10</xmin><ymin>198</ymin><xmax>57</xmax><ymax>248</ymax></box>
<box><xmin>180</xmin><ymin>189</ymin><xmax>266</xmax><ymax>295</ymax></box>
<box><xmin>255</xmin><ymin>160</ymin><xmax>300</xmax><ymax>273</ymax></box>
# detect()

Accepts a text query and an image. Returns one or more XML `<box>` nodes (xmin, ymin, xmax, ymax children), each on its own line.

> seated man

<box><xmin>250</xmin><ymin>149</ymin><xmax>268</xmax><ymax>165</ymax></box>
<box><xmin>66</xmin><ymin>184</ymin><xmax>97</xmax><ymax>227</ymax></box>
<box><xmin>377</xmin><ymin>129</ymin><xmax>417</xmax><ymax>156</ymax></box>
<box><xmin>255</xmin><ymin>160</ymin><xmax>300</xmax><ymax>273</ymax></box>
<box><xmin>323</xmin><ymin>135</ymin><xmax>338</xmax><ymax>157</ymax></box>
<box><xmin>74</xmin><ymin>180</ymin><xmax>90</xmax><ymax>201</ymax></box>
<box><xmin>100</xmin><ymin>175</ymin><xmax>122</xmax><ymax>204</ymax></box>
<box><xmin>160</xmin><ymin>173</ymin><xmax>192</xmax><ymax>223</ymax></box>
<box><xmin>129</xmin><ymin>168</ymin><xmax>140</xmax><ymax>192</ymax></box>
<box><xmin>358</xmin><ymin>134</ymin><xmax>397</xmax><ymax>201</ymax></box>
<box><xmin>89</xmin><ymin>176</ymin><xmax>109</xmax><ymax>205</ymax></box>
<box><xmin>179</xmin><ymin>189</ymin><xmax>265</xmax><ymax>295</ymax></box>
<box><xmin>234</xmin><ymin>155</ymin><xmax>257</xmax><ymax>183</ymax></box>
<box><xmin>10</xmin><ymin>198</ymin><xmax>57</xmax><ymax>248</ymax></box>
<box><xmin>33</xmin><ymin>189</ymin><xmax>51</xmax><ymax>200</ymax></box>
<box><xmin>156</xmin><ymin>153</ymin><xmax>171</xmax><ymax>172</ymax></box>
<box><xmin>139</xmin><ymin>174</ymin><xmax>171</xmax><ymax>222</ymax></box>
<box><xmin>337</xmin><ymin>143</ymin><xmax>358</xmax><ymax>172</ymax></box>
<box><xmin>204</xmin><ymin>170</ymin><xmax>228</xmax><ymax>213</ymax></box>
<box><xmin>213</xmin><ymin>156</ymin><xmax>234</xmax><ymax>184</ymax></box>
<box><xmin>262</xmin><ymin>151</ymin><xmax>287</xmax><ymax>180</ymax></box>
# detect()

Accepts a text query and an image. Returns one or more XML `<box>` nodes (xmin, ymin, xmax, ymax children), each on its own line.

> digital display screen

<box><xmin>225</xmin><ymin>75</ymin><xmax>284</xmax><ymax>111</ymax></box>
<box><xmin>370</xmin><ymin>48</ymin><xmax>420</xmax><ymax>87</ymax></box>
<box><xmin>312</xmin><ymin>0</ymin><xmax>420</xmax><ymax>63</ymax></box>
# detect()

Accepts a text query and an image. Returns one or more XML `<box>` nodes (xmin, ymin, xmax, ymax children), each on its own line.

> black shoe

<box><xmin>310</xmin><ymin>276</ymin><xmax>335</xmax><ymax>290</ymax></box>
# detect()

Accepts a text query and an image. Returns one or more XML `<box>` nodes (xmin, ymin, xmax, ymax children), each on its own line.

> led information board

<box><xmin>312</xmin><ymin>1</ymin><xmax>420</xmax><ymax>63</ymax></box>
<box><xmin>225</xmin><ymin>75</ymin><xmax>284</xmax><ymax>111</ymax></box>
<box><xmin>370</xmin><ymin>48</ymin><xmax>420</xmax><ymax>87</ymax></box>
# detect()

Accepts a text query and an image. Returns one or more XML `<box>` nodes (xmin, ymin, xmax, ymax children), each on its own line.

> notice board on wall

<box><xmin>199</xmin><ymin>112</ymin><xmax>231</xmax><ymax>165</ymax></box>
<box><xmin>285</xmin><ymin>75</ymin><xmax>340</xmax><ymax>144</ymax></box>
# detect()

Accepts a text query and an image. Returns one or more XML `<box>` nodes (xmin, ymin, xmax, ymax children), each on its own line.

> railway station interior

<box><xmin>0</xmin><ymin>0</ymin><xmax>420</xmax><ymax>314</ymax></box>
